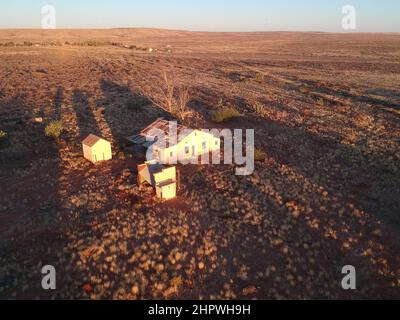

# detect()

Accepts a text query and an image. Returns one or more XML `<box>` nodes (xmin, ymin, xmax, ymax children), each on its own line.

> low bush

<box><xmin>254</xmin><ymin>72</ymin><xmax>265</xmax><ymax>83</ymax></box>
<box><xmin>45</xmin><ymin>121</ymin><xmax>63</xmax><ymax>140</ymax></box>
<box><xmin>212</xmin><ymin>107</ymin><xmax>241</xmax><ymax>123</ymax></box>
<box><xmin>254</xmin><ymin>148</ymin><xmax>267</xmax><ymax>162</ymax></box>
<box><xmin>251</xmin><ymin>102</ymin><xmax>264</xmax><ymax>115</ymax></box>
<box><xmin>0</xmin><ymin>130</ymin><xmax>9</xmax><ymax>148</ymax></box>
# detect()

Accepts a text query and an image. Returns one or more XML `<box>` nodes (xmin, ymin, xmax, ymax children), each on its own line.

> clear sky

<box><xmin>0</xmin><ymin>0</ymin><xmax>399</xmax><ymax>32</ymax></box>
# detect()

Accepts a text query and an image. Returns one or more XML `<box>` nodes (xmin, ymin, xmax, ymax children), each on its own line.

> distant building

<box><xmin>82</xmin><ymin>134</ymin><xmax>112</xmax><ymax>164</ymax></box>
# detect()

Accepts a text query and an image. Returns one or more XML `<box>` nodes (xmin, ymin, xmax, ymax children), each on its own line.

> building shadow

<box><xmin>301</xmin><ymin>79</ymin><xmax>399</xmax><ymax>113</ymax></box>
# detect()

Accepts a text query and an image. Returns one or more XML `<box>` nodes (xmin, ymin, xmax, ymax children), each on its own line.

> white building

<box><xmin>128</xmin><ymin>119</ymin><xmax>220</xmax><ymax>164</ymax></box>
<box><xmin>82</xmin><ymin>134</ymin><xmax>112</xmax><ymax>164</ymax></box>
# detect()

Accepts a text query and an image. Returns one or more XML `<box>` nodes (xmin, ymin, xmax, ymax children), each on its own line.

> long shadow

<box><xmin>0</xmin><ymin>88</ymin><xmax>65</xmax><ymax>298</ymax></box>
<box><xmin>54</xmin><ymin>86</ymin><xmax>63</xmax><ymax>119</ymax></box>
<box><xmin>365</xmin><ymin>88</ymin><xmax>400</xmax><ymax>100</ymax></box>
<box><xmin>72</xmin><ymin>89</ymin><xmax>102</xmax><ymax>140</ymax></box>
<box><xmin>176</xmin><ymin>115</ymin><xmax>400</xmax><ymax>298</ymax></box>
<box><xmin>252</xmin><ymin>118</ymin><xmax>400</xmax><ymax>297</ymax></box>
<box><xmin>257</xmin><ymin>118</ymin><xmax>400</xmax><ymax>228</ymax></box>
<box><xmin>99</xmin><ymin>78</ymin><xmax>161</xmax><ymax>146</ymax></box>
<box><xmin>301</xmin><ymin>79</ymin><xmax>400</xmax><ymax>112</ymax></box>
<box><xmin>240</xmin><ymin>170</ymin><xmax>399</xmax><ymax>299</ymax></box>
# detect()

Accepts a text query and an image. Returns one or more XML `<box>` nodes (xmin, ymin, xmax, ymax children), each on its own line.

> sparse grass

<box><xmin>316</xmin><ymin>97</ymin><xmax>325</xmax><ymax>106</ymax></box>
<box><xmin>251</xmin><ymin>102</ymin><xmax>264</xmax><ymax>115</ymax></box>
<box><xmin>254</xmin><ymin>72</ymin><xmax>265</xmax><ymax>83</ymax></box>
<box><xmin>45</xmin><ymin>120</ymin><xmax>63</xmax><ymax>140</ymax></box>
<box><xmin>0</xmin><ymin>130</ymin><xmax>9</xmax><ymax>148</ymax></box>
<box><xmin>254</xmin><ymin>148</ymin><xmax>267</xmax><ymax>162</ymax></box>
<box><xmin>212</xmin><ymin>107</ymin><xmax>241</xmax><ymax>123</ymax></box>
<box><xmin>217</xmin><ymin>98</ymin><xmax>225</xmax><ymax>108</ymax></box>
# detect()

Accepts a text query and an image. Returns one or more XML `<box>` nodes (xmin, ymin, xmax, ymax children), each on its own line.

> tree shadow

<box><xmin>72</xmin><ymin>89</ymin><xmax>102</xmax><ymax>140</ymax></box>
<box><xmin>176</xmin><ymin>112</ymin><xmax>399</xmax><ymax>298</ymax></box>
<box><xmin>99</xmin><ymin>78</ymin><xmax>165</xmax><ymax>145</ymax></box>
<box><xmin>302</xmin><ymin>79</ymin><xmax>400</xmax><ymax>112</ymax></box>
<box><xmin>258</xmin><ymin>118</ymin><xmax>399</xmax><ymax>227</ymax></box>
<box><xmin>0</xmin><ymin>88</ymin><xmax>65</xmax><ymax>298</ymax></box>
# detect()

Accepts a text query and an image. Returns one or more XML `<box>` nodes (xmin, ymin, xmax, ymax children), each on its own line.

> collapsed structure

<box><xmin>137</xmin><ymin>161</ymin><xmax>178</xmax><ymax>200</ymax></box>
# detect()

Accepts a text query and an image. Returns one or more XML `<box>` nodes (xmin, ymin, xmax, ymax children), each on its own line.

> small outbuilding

<box><xmin>82</xmin><ymin>134</ymin><xmax>112</xmax><ymax>164</ymax></box>
<box><xmin>138</xmin><ymin>161</ymin><xmax>177</xmax><ymax>200</ymax></box>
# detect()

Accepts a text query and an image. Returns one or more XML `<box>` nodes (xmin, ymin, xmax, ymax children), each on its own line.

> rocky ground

<box><xmin>0</xmin><ymin>31</ymin><xmax>399</xmax><ymax>299</ymax></box>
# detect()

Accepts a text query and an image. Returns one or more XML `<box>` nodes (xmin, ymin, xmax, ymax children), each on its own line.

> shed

<box><xmin>82</xmin><ymin>134</ymin><xmax>112</xmax><ymax>164</ymax></box>
<box><xmin>138</xmin><ymin>161</ymin><xmax>177</xmax><ymax>200</ymax></box>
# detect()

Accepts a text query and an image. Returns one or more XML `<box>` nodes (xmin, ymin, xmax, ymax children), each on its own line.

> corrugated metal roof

<box><xmin>128</xmin><ymin>119</ymin><xmax>195</xmax><ymax>149</ymax></box>
<box><xmin>126</xmin><ymin>134</ymin><xmax>147</xmax><ymax>145</ymax></box>
<box><xmin>141</xmin><ymin>119</ymin><xmax>191</xmax><ymax>137</ymax></box>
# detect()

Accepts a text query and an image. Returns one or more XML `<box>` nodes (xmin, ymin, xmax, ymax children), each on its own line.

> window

<box><xmin>185</xmin><ymin>146</ymin><xmax>189</xmax><ymax>154</ymax></box>
<box><xmin>215</xmin><ymin>140</ymin><xmax>219</xmax><ymax>146</ymax></box>
<box><xmin>202</xmin><ymin>141</ymin><xmax>207</xmax><ymax>150</ymax></box>
<box><xmin>170</xmin><ymin>151</ymin><xmax>173</xmax><ymax>157</ymax></box>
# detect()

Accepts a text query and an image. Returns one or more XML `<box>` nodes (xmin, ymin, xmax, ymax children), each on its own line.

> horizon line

<box><xmin>0</xmin><ymin>27</ymin><xmax>399</xmax><ymax>34</ymax></box>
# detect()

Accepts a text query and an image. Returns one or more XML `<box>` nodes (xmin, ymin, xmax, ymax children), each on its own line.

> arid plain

<box><xmin>0</xmin><ymin>29</ymin><xmax>399</xmax><ymax>299</ymax></box>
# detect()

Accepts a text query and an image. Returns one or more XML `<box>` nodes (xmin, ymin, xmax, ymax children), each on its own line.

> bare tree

<box><xmin>160</xmin><ymin>70</ymin><xmax>176</xmax><ymax>112</ymax></box>
<box><xmin>175</xmin><ymin>86</ymin><xmax>191</xmax><ymax>121</ymax></box>
<box><xmin>138</xmin><ymin>69</ymin><xmax>192</xmax><ymax>121</ymax></box>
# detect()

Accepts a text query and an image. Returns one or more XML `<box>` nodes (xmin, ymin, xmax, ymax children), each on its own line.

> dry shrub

<box><xmin>0</xmin><ymin>130</ymin><xmax>8</xmax><ymax>148</ymax></box>
<box><xmin>254</xmin><ymin>72</ymin><xmax>265</xmax><ymax>83</ymax></box>
<box><xmin>212</xmin><ymin>107</ymin><xmax>241</xmax><ymax>123</ymax></box>
<box><xmin>45</xmin><ymin>120</ymin><xmax>63</xmax><ymax>140</ymax></box>
<box><xmin>254</xmin><ymin>148</ymin><xmax>267</xmax><ymax>162</ymax></box>
<box><xmin>251</xmin><ymin>102</ymin><xmax>264</xmax><ymax>115</ymax></box>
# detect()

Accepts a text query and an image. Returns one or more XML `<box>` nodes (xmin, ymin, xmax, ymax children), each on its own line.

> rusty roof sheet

<box><xmin>82</xmin><ymin>134</ymin><xmax>103</xmax><ymax>147</ymax></box>
<box><xmin>141</xmin><ymin>119</ymin><xmax>191</xmax><ymax>137</ymax></box>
